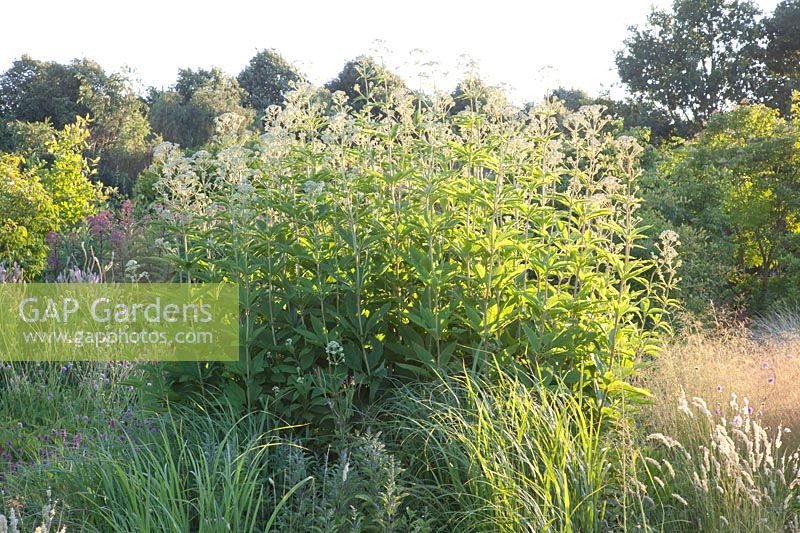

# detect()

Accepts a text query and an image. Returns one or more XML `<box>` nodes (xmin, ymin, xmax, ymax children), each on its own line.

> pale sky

<box><xmin>0</xmin><ymin>0</ymin><xmax>782</xmax><ymax>103</ymax></box>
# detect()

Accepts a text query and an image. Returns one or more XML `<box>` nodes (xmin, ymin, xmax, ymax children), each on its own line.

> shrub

<box><xmin>643</xmin><ymin>99</ymin><xmax>800</xmax><ymax>314</ymax></box>
<box><xmin>0</xmin><ymin>118</ymin><xmax>106</xmax><ymax>278</ymax></box>
<box><xmin>0</xmin><ymin>154</ymin><xmax>54</xmax><ymax>274</ymax></box>
<box><xmin>146</xmin><ymin>79</ymin><xmax>678</xmax><ymax>421</ymax></box>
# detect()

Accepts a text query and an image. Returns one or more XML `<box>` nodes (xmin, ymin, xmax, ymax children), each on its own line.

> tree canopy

<box><xmin>325</xmin><ymin>56</ymin><xmax>407</xmax><ymax>112</ymax></box>
<box><xmin>149</xmin><ymin>67</ymin><xmax>253</xmax><ymax>148</ymax></box>
<box><xmin>765</xmin><ymin>0</ymin><xmax>800</xmax><ymax>77</ymax></box>
<box><xmin>237</xmin><ymin>49</ymin><xmax>305</xmax><ymax>115</ymax></box>
<box><xmin>616</xmin><ymin>0</ymin><xmax>775</xmax><ymax>126</ymax></box>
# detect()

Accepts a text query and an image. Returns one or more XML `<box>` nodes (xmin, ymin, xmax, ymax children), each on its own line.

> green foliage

<box><xmin>0</xmin><ymin>154</ymin><xmax>54</xmax><ymax>274</ymax></box>
<box><xmin>644</xmin><ymin>102</ymin><xmax>800</xmax><ymax>312</ymax></box>
<box><xmin>149</xmin><ymin>68</ymin><xmax>254</xmax><ymax>148</ymax></box>
<box><xmin>56</xmin><ymin>406</ymin><xmax>282</xmax><ymax>532</ymax></box>
<box><xmin>267</xmin><ymin>432</ymin><xmax>430</xmax><ymax>532</ymax></box>
<box><xmin>36</xmin><ymin>118</ymin><xmax>106</xmax><ymax>227</ymax></box>
<box><xmin>78</xmin><ymin>71</ymin><xmax>153</xmax><ymax>194</ymax></box>
<box><xmin>0</xmin><ymin>337</ymin><xmax>421</xmax><ymax>532</ymax></box>
<box><xmin>0</xmin><ymin>118</ymin><xmax>105</xmax><ymax>276</ymax></box>
<box><xmin>145</xmin><ymin>80</ymin><xmax>677</xmax><ymax>424</ymax></box>
<box><xmin>765</xmin><ymin>0</ymin><xmax>800</xmax><ymax>77</ymax></box>
<box><xmin>0</xmin><ymin>56</ymin><xmax>155</xmax><ymax>190</ymax></box>
<box><xmin>0</xmin><ymin>56</ymin><xmax>104</xmax><ymax>129</ymax></box>
<box><xmin>324</xmin><ymin>56</ymin><xmax>407</xmax><ymax>113</ymax></box>
<box><xmin>238</xmin><ymin>49</ymin><xmax>305</xmax><ymax>115</ymax></box>
<box><xmin>616</xmin><ymin>0</ymin><xmax>776</xmax><ymax>126</ymax></box>
<box><xmin>378</xmin><ymin>371</ymin><xmax>616</xmax><ymax>531</ymax></box>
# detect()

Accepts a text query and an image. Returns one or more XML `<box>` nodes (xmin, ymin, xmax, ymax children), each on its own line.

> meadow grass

<box><xmin>642</xmin><ymin>317</ymin><xmax>800</xmax><ymax>443</ymax></box>
<box><xmin>376</xmin><ymin>370</ymin><xmax>615</xmax><ymax>532</ymax></box>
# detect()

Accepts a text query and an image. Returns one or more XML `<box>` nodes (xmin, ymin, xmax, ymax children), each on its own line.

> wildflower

<box><xmin>303</xmin><ymin>180</ymin><xmax>326</xmax><ymax>199</ymax></box>
<box><xmin>768</xmin><ymin>377</ymin><xmax>775</xmax><ymax>384</ymax></box>
<box><xmin>716</xmin><ymin>384</ymin><xmax>723</xmax><ymax>393</ymax></box>
<box><xmin>732</xmin><ymin>415</ymin><xmax>743</xmax><ymax>428</ymax></box>
<box><xmin>762</xmin><ymin>361</ymin><xmax>769</xmax><ymax>369</ymax></box>
<box><xmin>325</xmin><ymin>340</ymin><xmax>345</xmax><ymax>366</ymax></box>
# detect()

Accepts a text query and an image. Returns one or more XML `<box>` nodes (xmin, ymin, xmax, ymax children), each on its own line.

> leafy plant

<box><xmin>0</xmin><ymin>118</ymin><xmax>105</xmax><ymax>277</ymax></box>
<box><xmin>644</xmin><ymin>97</ymin><xmax>800</xmax><ymax>312</ymax></box>
<box><xmin>146</xmin><ymin>76</ymin><xmax>678</xmax><ymax>423</ymax></box>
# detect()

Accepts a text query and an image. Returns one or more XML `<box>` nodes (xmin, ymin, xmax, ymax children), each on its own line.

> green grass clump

<box><xmin>377</xmin><ymin>370</ymin><xmax>615</xmax><ymax>532</ymax></box>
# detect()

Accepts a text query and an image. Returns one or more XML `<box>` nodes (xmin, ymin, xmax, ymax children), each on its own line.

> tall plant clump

<box><xmin>148</xmin><ymin>78</ymin><xmax>678</xmax><ymax>420</ymax></box>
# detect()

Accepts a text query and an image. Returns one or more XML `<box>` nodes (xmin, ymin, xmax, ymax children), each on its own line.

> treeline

<box><xmin>1</xmin><ymin>0</ymin><xmax>799</xmax><ymax>315</ymax></box>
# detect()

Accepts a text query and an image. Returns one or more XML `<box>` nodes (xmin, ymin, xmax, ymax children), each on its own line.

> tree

<box><xmin>325</xmin><ymin>56</ymin><xmax>407</xmax><ymax>112</ymax></box>
<box><xmin>0</xmin><ymin>57</ymin><xmax>155</xmax><ymax>190</ymax></box>
<box><xmin>765</xmin><ymin>0</ymin><xmax>800</xmax><ymax>77</ymax></box>
<box><xmin>149</xmin><ymin>67</ymin><xmax>253</xmax><ymax>148</ymax></box>
<box><xmin>616</xmin><ymin>0</ymin><xmax>774</xmax><ymax>126</ymax></box>
<box><xmin>545</xmin><ymin>87</ymin><xmax>594</xmax><ymax>111</ymax></box>
<box><xmin>79</xmin><ymin>71</ymin><xmax>153</xmax><ymax>193</ymax></box>
<box><xmin>0</xmin><ymin>56</ymin><xmax>100</xmax><ymax>129</ymax></box>
<box><xmin>237</xmin><ymin>49</ymin><xmax>304</xmax><ymax>114</ymax></box>
<box><xmin>644</xmin><ymin>97</ymin><xmax>800</xmax><ymax>310</ymax></box>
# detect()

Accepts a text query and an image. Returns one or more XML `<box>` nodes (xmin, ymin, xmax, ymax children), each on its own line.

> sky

<box><xmin>0</xmin><ymin>0</ymin><xmax>783</xmax><ymax>103</ymax></box>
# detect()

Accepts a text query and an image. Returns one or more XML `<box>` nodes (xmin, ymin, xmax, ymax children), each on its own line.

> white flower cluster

<box><xmin>325</xmin><ymin>340</ymin><xmax>345</xmax><ymax>366</ymax></box>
